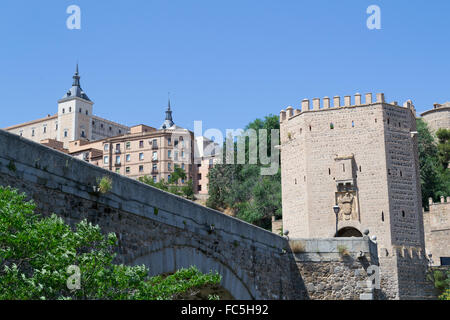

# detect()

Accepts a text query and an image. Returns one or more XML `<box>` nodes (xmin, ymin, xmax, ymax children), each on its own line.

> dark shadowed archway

<box><xmin>336</xmin><ymin>227</ymin><xmax>363</xmax><ymax>237</ymax></box>
<box><xmin>129</xmin><ymin>246</ymin><xmax>254</xmax><ymax>299</ymax></box>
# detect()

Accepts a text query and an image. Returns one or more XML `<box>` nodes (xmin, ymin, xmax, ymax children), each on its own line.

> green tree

<box><xmin>436</xmin><ymin>128</ymin><xmax>450</xmax><ymax>169</ymax></box>
<box><xmin>416</xmin><ymin>119</ymin><xmax>449</xmax><ymax>209</ymax></box>
<box><xmin>0</xmin><ymin>186</ymin><xmax>220</xmax><ymax>300</ymax></box>
<box><xmin>207</xmin><ymin>115</ymin><xmax>281</xmax><ymax>229</ymax></box>
<box><xmin>139</xmin><ymin>168</ymin><xmax>194</xmax><ymax>200</ymax></box>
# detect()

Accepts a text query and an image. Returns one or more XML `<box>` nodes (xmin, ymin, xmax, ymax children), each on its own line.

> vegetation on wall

<box><xmin>0</xmin><ymin>186</ymin><xmax>221</xmax><ymax>300</ymax></box>
<box><xmin>206</xmin><ymin>115</ymin><xmax>281</xmax><ymax>230</ymax></box>
<box><xmin>427</xmin><ymin>269</ymin><xmax>450</xmax><ymax>300</ymax></box>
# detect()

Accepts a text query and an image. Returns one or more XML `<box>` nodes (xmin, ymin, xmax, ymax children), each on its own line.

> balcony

<box><xmin>152</xmin><ymin>145</ymin><xmax>158</xmax><ymax>150</ymax></box>
<box><xmin>151</xmin><ymin>170</ymin><xmax>158</xmax><ymax>174</ymax></box>
<box><xmin>114</xmin><ymin>149</ymin><xmax>121</xmax><ymax>154</ymax></box>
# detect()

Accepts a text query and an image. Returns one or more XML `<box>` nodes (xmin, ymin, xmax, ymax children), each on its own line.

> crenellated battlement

<box><xmin>428</xmin><ymin>196</ymin><xmax>450</xmax><ymax>207</ymax></box>
<box><xmin>280</xmin><ymin>92</ymin><xmax>416</xmax><ymax>122</ymax></box>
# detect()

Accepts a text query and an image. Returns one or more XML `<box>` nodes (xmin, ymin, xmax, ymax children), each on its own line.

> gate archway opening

<box><xmin>335</xmin><ymin>227</ymin><xmax>363</xmax><ymax>237</ymax></box>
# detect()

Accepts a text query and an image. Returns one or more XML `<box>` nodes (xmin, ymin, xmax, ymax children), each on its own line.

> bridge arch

<box><xmin>129</xmin><ymin>245</ymin><xmax>254</xmax><ymax>300</ymax></box>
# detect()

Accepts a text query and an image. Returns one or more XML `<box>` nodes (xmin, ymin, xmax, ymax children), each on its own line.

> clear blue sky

<box><xmin>1</xmin><ymin>0</ymin><xmax>449</xmax><ymax>134</ymax></box>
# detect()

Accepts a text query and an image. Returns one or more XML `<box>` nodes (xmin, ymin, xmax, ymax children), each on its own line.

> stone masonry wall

<box><xmin>424</xmin><ymin>197</ymin><xmax>450</xmax><ymax>266</ymax></box>
<box><xmin>0</xmin><ymin>129</ymin><xmax>378</xmax><ymax>300</ymax></box>
<box><xmin>280</xmin><ymin>94</ymin><xmax>434</xmax><ymax>299</ymax></box>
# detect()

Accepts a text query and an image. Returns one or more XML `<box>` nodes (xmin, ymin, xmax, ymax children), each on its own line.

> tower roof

<box><xmin>160</xmin><ymin>98</ymin><xmax>175</xmax><ymax>129</ymax></box>
<box><xmin>60</xmin><ymin>64</ymin><xmax>91</xmax><ymax>102</ymax></box>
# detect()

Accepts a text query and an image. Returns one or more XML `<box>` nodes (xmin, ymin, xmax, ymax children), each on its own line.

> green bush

<box><xmin>0</xmin><ymin>186</ymin><xmax>220</xmax><ymax>300</ymax></box>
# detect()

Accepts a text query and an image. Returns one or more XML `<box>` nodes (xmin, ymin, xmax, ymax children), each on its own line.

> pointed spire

<box><xmin>160</xmin><ymin>96</ymin><xmax>175</xmax><ymax>129</ymax></box>
<box><xmin>72</xmin><ymin>63</ymin><xmax>80</xmax><ymax>87</ymax></box>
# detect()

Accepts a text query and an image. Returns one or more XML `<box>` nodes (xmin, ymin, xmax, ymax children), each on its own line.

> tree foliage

<box><xmin>139</xmin><ymin>167</ymin><xmax>195</xmax><ymax>200</ymax></box>
<box><xmin>206</xmin><ymin>114</ymin><xmax>281</xmax><ymax>229</ymax></box>
<box><xmin>0</xmin><ymin>187</ymin><xmax>220</xmax><ymax>300</ymax></box>
<box><xmin>417</xmin><ymin>119</ymin><xmax>450</xmax><ymax>209</ymax></box>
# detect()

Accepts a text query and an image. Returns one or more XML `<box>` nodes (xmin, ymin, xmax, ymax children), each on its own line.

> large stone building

<box><xmin>279</xmin><ymin>93</ymin><xmax>433</xmax><ymax>299</ymax></box>
<box><xmin>5</xmin><ymin>65</ymin><xmax>129</xmax><ymax>147</ymax></box>
<box><xmin>421</xmin><ymin>102</ymin><xmax>450</xmax><ymax>135</ymax></box>
<box><xmin>3</xmin><ymin>65</ymin><xmax>217</xmax><ymax>196</ymax></box>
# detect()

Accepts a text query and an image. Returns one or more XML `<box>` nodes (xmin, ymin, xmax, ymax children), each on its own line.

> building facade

<box><xmin>279</xmin><ymin>93</ymin><xmax>433</xmax><ymax>299</ymax></box>
<box><xmin>5</xmin><ymin>65</ymin><xmax>130</xmax><ymax>148</ymax></box>
<box><xmin>3</xmin><ymin>65</ymin><xmax>216</xmax><ymax>197</ymax></box>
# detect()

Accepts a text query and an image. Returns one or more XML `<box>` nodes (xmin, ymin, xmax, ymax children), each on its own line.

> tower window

<box><xmin>86</xmin><ymin>110</ymin><xmax>88</xmax><ymax>115</ymax></box>
<box><xmin>382</xmin><ymin>211</ymin><xmax>384</xmax><ymax>222</ymax></box>
<box><xmin>79</xmin><ymin>108</ymin><xmax>82</xmax><ymax>113</ymax></box>
<box><xmin>31</xmin><ymin>129</ymin><xmax>35</xmax><ymax>137</ymax></box>
<box><xmin>69</xmin><ymin>107</ymin><xmax>72</xmax><ymax>112</ymax></box>
<box><xmin>342</xmin><ymin>164</ymin><xmax>345</xmax><ymax>172</ymax></box>
<box><xmin>402</xmin><ymin>210</ymin><xmax>405</xmax><ymax>217</ymax></box>
<box><xmin>359</xmin><ymin>165</ymin><xmax>362</xmax><ymax>172</ymax></box>
<box><xmin>352</xmin><ymin>121</ymin><xmax>355</xmax><ymax>127</ymax></box>
<box><xmin>64</xmin><ymin>130</ymin><xmax>68</xmax><ymax>138</ymax></box>
<box><xmin>62</xmin><ymin>108</ymin><xmax>65</xmax><ymax>114</ymax></box>
<box><xmin>330</xmin><ymin>123</ymin><xmax>334</xmax><ymax>129</ymax></box>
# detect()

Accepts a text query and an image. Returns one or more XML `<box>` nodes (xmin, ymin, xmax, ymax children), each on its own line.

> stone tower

<box><xmin>279</xmin><ymin>93</ymin><xmax>433</xmax><ymax>299</ymax></box>
<box><xmin>420</xmin><ymin>102</ymin><xmax>450</xmax><ymax>136</ymax></box>
<box><xmin>57</xmin><ymin>64</ymin><xmax>94</xmax><ymax>147</ymax></box>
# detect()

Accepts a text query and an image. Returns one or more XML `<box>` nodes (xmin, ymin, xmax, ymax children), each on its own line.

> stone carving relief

<box><xmin>336</xmin><ymin>191</ymin><xmax>359</xmax><ymax>222</ymax></box>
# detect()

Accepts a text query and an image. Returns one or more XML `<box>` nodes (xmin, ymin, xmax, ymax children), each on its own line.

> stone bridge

<box><xmin>0</xmin><ymin>129</ymin><xmax>378</xmax><ymax>300</ymax></box>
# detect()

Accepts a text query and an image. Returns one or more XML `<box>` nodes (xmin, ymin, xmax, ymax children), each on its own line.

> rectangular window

<box><xmin>153</xmin><ymin>176</ymin><xmax>157</xmax><ymax>183</ymax></box>
<box><xmin>139</xmin><ymin>165</ymin><xmax>144</xmax><ymax>173</ymax></box>
<box><xmin>168</xmin><ymin>150</ymin><xmax>172</xmax><ymax>159</ymax></box>
<box><xmin>32</xmin><ymin>129</ymin><xmax>35</xmax><ymax>137</ymax></box>
<box><xmin>174</xmin><ymin>151</ymin><xmax>179</xmax><ymax>161</ymax></box>
<box><xmin>115</xmin><ymin>144</ymin><xmax>120</xmax><ymax>152</ymax></box>
<box><xmin>81</xmin><ymin>130</ymin><xmax>86</xmax><ymax>138</ymax></box>
<box><xmin>152</xmin><ymin>151</ymin><xmax>158</xmax><ymax>161</ymax></box>
<box><xmin>116</xmin><ymin>156</ymin><xmax>121</xmax><ymax>164</ymax></box>
<box><xmin>43</xmin><ymin>126</ymin><xmax>47</xmax><ymax>133</ymax></box>
<box><xmin>139</xmin><ymin>141</ymin><xmax>144</xmax><ymax>148</ymax></box>
<box><xmin>168</xmin><ymin>138</ymin><xmax>172</xmax><ymax>146</ymax></box>
<box><xmin>198</xmin><ymin>173</ymin><xmax>202</xmax><ymax>180</ymax></box>
<box><xmin>64</xmin><ymin>130</ymin><xmax>68</xmax><ymax>138</ymax></box>
<box><xmin>139</xmin><ymin>153</ymin><xmax>144</xmax><ymax>161</ymax></box>
<box><xmin>152</xmin><ymin>164</ymin><xmax>157</xmax><ymax>172</ymax></box>
<box><xmin>181</xmin><ymin>163</ymin><xmax>185</xmax><ymax>170</ymax></box>
<box><xmin>198</xmin><ymin>185</ymin><xmax>202</xmax><ymax>192</ymax></box>
<box><xmin>104</xmin><ymin>144</ymin><xmax>109</xmax><ymax>151</ymax></box>
<box><xmin>126</xmin><ymin>167</ymin><xmax>130</xmax><ymax>174</ymax></box>
<box><xmin>168</xmin><ymin>163</ymin><xmax>172</xmax><ymax>171</ymax></box>
<box><xmin>115</xmin><ymin>168</ymin><xmax>120</xmax><ymax>174</ymax></box>
<box><xmin>104</xmin><ymin>156</ymin><xmax>109</xmax><ymax>164</ymax></box>
<box><xmin>152</xmin><ymin>139</ymin><xmax>157</xmax><ymax>147</ymax></box>
<box><xmin>126</xmin><ymin>142</ymin><xmax>131</xmax><ymax>149</ymax></box>
<box><xmin>181</xmin><ymin>151</ymin><xmax>185</xmax><ymax>158</ymax></box>
<box><xmin>126</xmin><ymin>154</ymin><xmax>131</xmax><ymax>162</ymax></box>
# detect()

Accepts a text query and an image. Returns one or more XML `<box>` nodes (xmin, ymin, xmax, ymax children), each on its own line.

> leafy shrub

<box><xmin>0</xmin><ymin>186</ymin><xmax>221</xmax><ymax>300</ymax></box>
